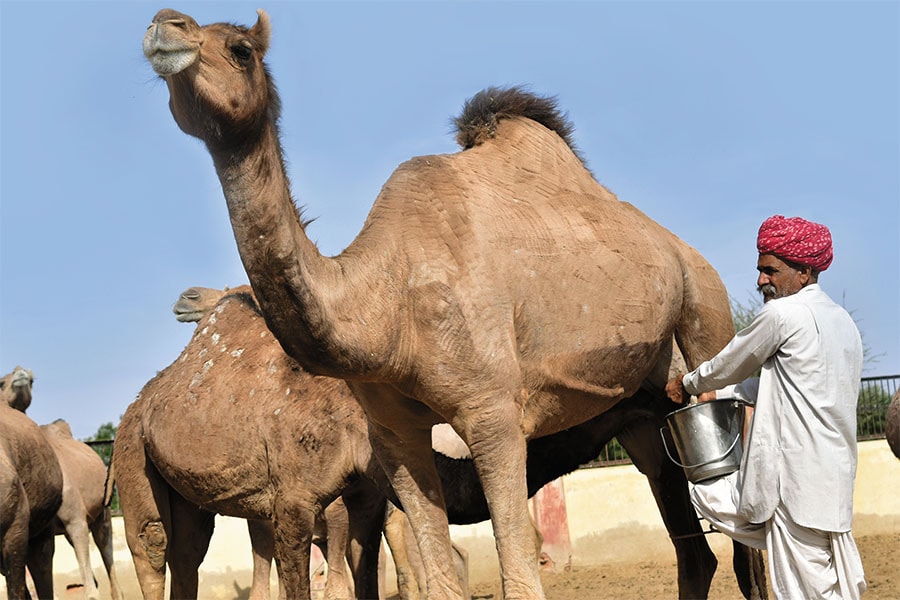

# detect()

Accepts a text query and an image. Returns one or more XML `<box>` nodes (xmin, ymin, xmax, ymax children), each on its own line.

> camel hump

<box><xmin>453</xmin><ymin>86</ymin><xmax>583</xmax><ymax>162</ymax></box>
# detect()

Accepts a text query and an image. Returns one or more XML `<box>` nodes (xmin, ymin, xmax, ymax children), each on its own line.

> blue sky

<box><xmin>1</xmin><ymin>1</ymin><xmax>898</xmax><ymax>440</ymax></box>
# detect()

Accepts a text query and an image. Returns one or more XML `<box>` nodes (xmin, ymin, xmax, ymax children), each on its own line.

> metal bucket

<box><xmin>661</xmin><ymin>399</ymin><xmax>745</xmax><ymax>484</ymax></box>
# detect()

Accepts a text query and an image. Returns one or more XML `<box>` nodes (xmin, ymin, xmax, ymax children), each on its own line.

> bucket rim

<box><xmin>664</xmin><ymin>397</ymin><xmax>747</xmax><ymax>419</ymax></box>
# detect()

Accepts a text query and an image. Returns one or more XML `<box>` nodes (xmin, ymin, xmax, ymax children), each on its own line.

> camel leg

<box><xmin>382</xmin><ymin>502</ymin><xmax>421</xmax><ymax>600</ymax></box>
<box><xmin>1</xmin><ymin>474</ymin><xmax>30</xmax><ymax>600</ymax></box>
<box><xmin>167</xmin><ymin>497</ymin><xmax>215</xmax><ymax>600</ymax></box>
<box><xmin>246</xmin><ymin>519</ymin><xmax>275</xmax><ymax>600</ymax></box>
<box><xmin>318</xmin><ymin>500</ymin><xmax>352</xmax><ymax>600</ymax></box>
<box><xmin>616</xmin><ymin>407</ymin><xmax>718</xmax><ymax>600</ymax></box>
<box><xmin>457</xmin><ymin>397</ymin><xmax>544</xmax><ymax>600</ymax></box>
<box><xmin>25</xmin><ymin>527</ymin><xmax>55</xmax><ymax>600</ymax></box>
<box><xmin>342</xmin><ymin>487</ymin><xmax>387</xmax><ymax>600</ymax></box>
<box><xmin>62</xmin><ymin>514</ymin><xmax>101</xmax><ymax>600</ymax></box>
<box><xmin>90</xmin><ymin>506</ymin><xmax>124</xmax><ymax>600</ymax></box>
<box><xmin>365</xmin><ymin>419</ymin><xmax>464</xmax><ymax>599</ymax></box>
<box><xmin>271</xmin><ymin>495</ymin><xmax>314</xmax><ymax>600</ymax></box>
<box><xmin>351</xmin><ymin>382</ymin><xmax>464</xmax><ymax>600</ymax></box>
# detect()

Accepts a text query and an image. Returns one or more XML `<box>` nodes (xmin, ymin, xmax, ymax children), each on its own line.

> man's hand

<box><xmin>665</xmin><ymin>374</ymin><xmax>690</xmax><ymax>404</ymax></box>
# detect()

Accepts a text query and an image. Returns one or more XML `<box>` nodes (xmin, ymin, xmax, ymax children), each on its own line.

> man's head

<box><xmin>755</xmin><ymin>215</ymin><xmax>832</xmax><ymax>302</ymax></box>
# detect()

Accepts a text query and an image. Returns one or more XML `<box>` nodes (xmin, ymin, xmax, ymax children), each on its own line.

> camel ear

<box><xmin>251</xmin><ymin>9</ymin><xmax>271</xmax><ymax>55</ymax></box>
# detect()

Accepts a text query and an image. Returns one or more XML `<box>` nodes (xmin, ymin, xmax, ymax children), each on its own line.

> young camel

<box><xmin>144</xmin><ymin>9</ymin><xmax>753</xmax><ymax>599</ymax></box>
<box><xmin>112</xmin><ymin>286</ymin><xmax>378</xmax><ymax>600</ymax></box>
<box><xmin>2</xmin><ymin>367</ymin><xmax>123</xmax><ymax>600</ymax></box>
<box><xmin>173</xmin><ymin>286</ymin><xmax>471</xmax><ymax>600</ymax></box>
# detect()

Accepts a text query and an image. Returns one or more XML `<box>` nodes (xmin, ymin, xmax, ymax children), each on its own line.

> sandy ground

<box><xmin>470</xmin><ymin>532</ymin><xmax>899</xmax><ymax>600</ymax></box>
<box><xmin>40</xmin><ymin>530</ymin><xmax>897</xmax><ymax>599</ymax></box>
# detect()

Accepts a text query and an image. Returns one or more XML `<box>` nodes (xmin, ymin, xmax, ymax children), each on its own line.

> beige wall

<box><xmin>40</xmin><ymin>439</ymin><xmax>899</xmax><ymax>595</ymax></box>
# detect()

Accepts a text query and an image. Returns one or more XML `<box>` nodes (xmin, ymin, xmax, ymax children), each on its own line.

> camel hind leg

<box><xmin>90</xmin><ymin>506</ymin><xmax>124</xmax><ymax>600</ymax></box>
<box><xmin>616</xmin><ymin>394</ymin><xmax>718</xmax><ymax>599</ymax></box>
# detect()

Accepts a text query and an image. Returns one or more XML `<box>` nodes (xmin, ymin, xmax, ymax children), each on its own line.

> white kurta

<box><xmin>682</xmin><ymin>283</ymin><xmax>866</xmax><ymax>598</ymax></box>
<box><xmin>683</xmin><ymin>283</ymin><xmax>862</xmax><ymax>531</ymax></box>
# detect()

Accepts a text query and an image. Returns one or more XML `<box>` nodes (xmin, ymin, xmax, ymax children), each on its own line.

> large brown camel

<box><xmin>3</xmin><ymin>368</ymin><xmax>124</xmax><ymax>600</ymax></box>
<box><xmin>144</xmin><ymin>10</ymin><xmax>742</xmax><ymax>598</ymax></box>
<box><xmin>111</xmin><ymin>286</ymin><xmax>381</xmax><ymax>600</ymax></box>
<box><xmin>0</xmin><ymin>402</ymin><xmax>63</xmax><ymax>599</ymax></box>
<box><xmin>133</xmin><ymin>283</ymin><xmax>758</xmax><ymax>599</ymax></box>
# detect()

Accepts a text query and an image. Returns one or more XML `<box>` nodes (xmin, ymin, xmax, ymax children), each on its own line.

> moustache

<box><xmin>758</xmin><ymin>284</ymin><xmax>776</xmax><ymax>299</ymax></box>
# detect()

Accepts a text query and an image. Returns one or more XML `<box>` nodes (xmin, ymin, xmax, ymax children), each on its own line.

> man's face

<box><xmin>756</xmin><ymin>254</ymin><xmax>809</xmax><ymax>303</ymax></box>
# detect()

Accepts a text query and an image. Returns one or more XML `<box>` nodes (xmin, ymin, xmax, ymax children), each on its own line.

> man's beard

<box><xmin>758</xmin><ymin>284</ymin><xmax>778</xmax><ymax>302</ymax></box>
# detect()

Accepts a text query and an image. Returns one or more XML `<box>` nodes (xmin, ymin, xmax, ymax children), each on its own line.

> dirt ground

<box><xmin>50</xmin><ymin>531</ymin><xmax>895</xmax><ymax>599</ymax></box>
<box><xmin>467</xmin><ymin>532</ymin><xmax>899</xmax><ymax>600</ymax></box>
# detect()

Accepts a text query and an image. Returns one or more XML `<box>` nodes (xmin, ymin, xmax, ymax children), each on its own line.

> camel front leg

<box><xmin>26</xmin><ymin>527</ymin><xmax>55</xmax><ymax>600</ymax></box>
<box><xmin>460</xmin><ymin>400</ymin><xmax>544</xmax><ymax>600</ymax></box>
<box><xmin>357</xmin><ymin>392</ymin><xmax>463</xmax><ymax>599</ymax></box>
<box><xmin>167</xmin><ymin>497</ymin><xmax>215</xmax><ymax>599</ymax></box>
<box><xmin>271</xmin><ymin>494</ymin><xmax>314</xmax><ymax>600</ymax></box>
<box><xmin>341</xmin><ymin>485</ymin><xmax>388</xmax><ymax>600</ymax></box>
<box><xmin>246</xmin><ymin>519</ymin><xmax>276</xmax><ymax>600</ymax></box>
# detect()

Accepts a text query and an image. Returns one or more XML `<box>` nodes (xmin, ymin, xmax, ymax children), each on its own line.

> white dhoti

<box><xmin>691</xmin><ymin>472</ymin><xmax>867</xmax><ymax>599</ymax></box>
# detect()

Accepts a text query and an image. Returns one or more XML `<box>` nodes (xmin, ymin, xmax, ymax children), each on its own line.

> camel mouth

<box><xmin>10</xmin><ymin>370</ymin><xmax>32</xmax><ymax>389</ymax></box>
<box><xmin>143</xmin><ymin>22</ymin><xmax>199</xmax><ymax>76</ymax></box>
<box><xmin>144</xmin><ymin>46</ymin><xmax>198</xmax><ymax>77</ymax></box>
<box><xmin>174</xmin><ymin>310</ymin><xmax>203</xmax><ymax>323</ymax></box>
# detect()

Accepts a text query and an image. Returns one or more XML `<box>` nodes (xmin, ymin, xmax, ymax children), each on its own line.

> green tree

<box><xmin>83</xmin><ymin>420</ymin><xmax>119</xmax><ymax>511</ymax></box>
<box><xmin>83</xmin><ymin>421</ymin><xmax>117</xmax><ymax>465</ymax></box>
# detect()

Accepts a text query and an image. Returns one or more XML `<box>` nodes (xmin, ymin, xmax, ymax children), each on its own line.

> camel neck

<box><xmin>207</xmin><ymin>124</ymin><xmax>393</xmax><ymax>379</ymax></box>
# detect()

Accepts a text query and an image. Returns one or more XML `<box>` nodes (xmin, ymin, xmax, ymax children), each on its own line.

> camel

<box><xmin>144</xmin><ymin>9</ymin><xmax>745</xmax><ymax>599</ymax></box>
<box><xmin>39</xmin><ymin>420</ymin><xmax>124</xmax><ymax>600</ymax></box>
<box><xmin>0</xmin><ymin>403</ymin><xmax>63</xmax><ymax>599</ymax></box>
<box><xmin>3</xmin><ymin>367</ymin><xmax>124</xmax><ymax>600</ymax></box>
<box><xmin>112</xmin><ymin>286</ymin><xmax>387</xmax><ymax>600</ymax></box>
<box><xmin>886</xmin><ymin>390</ymin><xmax>900</xmax><ymax>459</ymax></box>
<box><xmin>0</xmin><ymin>366</ymin><xmax>33</xmax><ymax>412</ymax></box>
<box><xmin>142</xmin><ymin>282</ymin><xmax>757</xmax><ymax>598</ymax></box>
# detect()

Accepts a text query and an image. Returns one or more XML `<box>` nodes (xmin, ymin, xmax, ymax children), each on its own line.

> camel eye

<box><xmin>232</xmin><ymin>42</ymin><xmax>253</xmax><ymax>61</ymax></box>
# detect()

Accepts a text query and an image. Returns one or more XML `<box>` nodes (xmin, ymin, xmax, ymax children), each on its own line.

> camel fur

<box><xmin>143</xmin><ymin>10</ymin><xmax>746</xmax><ymax>598</ymax></box>
<box><xmin>0</xmin><ymin>402</ymin><xmax>63</xmax><ymax>599</ymax></box>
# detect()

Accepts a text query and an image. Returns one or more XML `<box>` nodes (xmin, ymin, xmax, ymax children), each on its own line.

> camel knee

<box><xmin>139</xmin><ymin>521</ymin><xmax>168</xmax><ymax>571</ymax></box>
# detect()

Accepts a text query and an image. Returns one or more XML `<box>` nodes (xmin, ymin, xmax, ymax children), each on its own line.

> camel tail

<box><xmin>453</xmin><ymin>86</ymin><xmax>586</xmax><ymax>164</ymax></box>
<box><xmin>103</xmin><ymin>459</ymin><xmax>116</xmax><ymax>507</ymax></box>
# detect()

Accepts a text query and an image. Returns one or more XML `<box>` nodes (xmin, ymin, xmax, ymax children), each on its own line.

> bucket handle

<box><xmin>660</xmin><ymin>423</ymin><xmax>743</xmax><ymax>470</ymax></box>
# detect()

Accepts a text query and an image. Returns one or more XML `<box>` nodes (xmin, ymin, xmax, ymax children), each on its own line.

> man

<box><xmin>666</xmin><ymin>215</ymin><xmax>867</xmax><ymax>599</ymax></box>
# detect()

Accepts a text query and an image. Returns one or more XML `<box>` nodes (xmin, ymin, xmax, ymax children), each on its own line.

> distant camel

<box><xmin>3</xmin><ymin>366</ymin><xmax>124</xmax><ymax>600</ymax></box>
<box><xmin>886</xmin><ymin>390</ymin><xmax>900</xmax><ymax>459</ymax></box>
<box><xmin>0</xmin><ymin>365</ymin><xmax>33</xmax><ymax>412</ymax></box>
<box><xmin>0</xmin><ymin>401</ymin><xmax>63</xmax><ymax>599</ymax></box>
<box><xmin>40</xmin><ymin>420</ymin><xmax>124</xmax><ymax>600</ymax></box>
<box><xmin>144</xmin><ymin>9</ymin><xmax>756</xmax><ymax>599</ymax></box>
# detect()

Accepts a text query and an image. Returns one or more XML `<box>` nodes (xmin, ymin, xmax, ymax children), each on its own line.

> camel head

<box><xmin>143</xmin><ymin>8</ymin><xmax>275</xmax><ymax>148</ymax></box>
<box><xmin>0</xmin><ymin>365</ymin><xmax>34</xmax><ymax>412</ymax></box>
<box><xmin>173</xmin><ymin>286</ymin><xmax>230</xmax><ymax>323</ymax></box>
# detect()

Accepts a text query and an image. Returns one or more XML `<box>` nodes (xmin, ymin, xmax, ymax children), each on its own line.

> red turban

<box><xmin>757</xmin><ymin>215</ymin><xmax>833</xmax><ymax>271</ymax></box>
